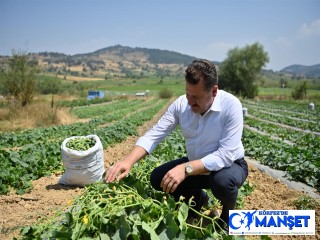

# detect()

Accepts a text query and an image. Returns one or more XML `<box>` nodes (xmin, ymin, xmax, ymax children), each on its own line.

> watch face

<box><xmin>186</xmin><ymin>166</ymin><xmax>192</xmax><ymax>174</ymax></box>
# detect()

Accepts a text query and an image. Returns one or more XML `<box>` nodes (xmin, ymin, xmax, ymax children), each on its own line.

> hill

<box><xmin>0</xmin><ymin>45</ymin><xmax>205</xmax><ymax>81</ymax></box>
<box><xmin>84</xmin><ymin>45</ymin><xmax>198</xmax><ymax>65</ymax></box>
<box><xmin>280</xmin><ymin>64</ymin><xmax>320</xmax><ymax>78</ymax></box>
<box><xmin>32</xmin><ymin>45</ymin><xmax>201</xmax><ymax>80</ymax></box>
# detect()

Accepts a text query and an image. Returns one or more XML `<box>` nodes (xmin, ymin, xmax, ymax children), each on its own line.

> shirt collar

<box><xmin>200</xmin><ymin>90</ymin><xmax>221</xmax><ymax>117</ymax></box>
<box><xmin>210</xmin><ymin>89</ymin><xmax>221</xmax><ymax>112</ymax></box>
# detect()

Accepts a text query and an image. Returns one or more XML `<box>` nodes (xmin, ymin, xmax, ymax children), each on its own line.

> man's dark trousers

<box><xmin>150</xmin><ymin>156</ymin><xmax>248</xmax><ymax>225</ymax></box>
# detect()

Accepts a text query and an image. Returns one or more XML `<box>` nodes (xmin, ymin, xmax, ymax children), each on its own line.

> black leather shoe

<box><xmin>198</xmin><ymin>190</ymin><xmax>209</xmax><ymax>210</ymax></box>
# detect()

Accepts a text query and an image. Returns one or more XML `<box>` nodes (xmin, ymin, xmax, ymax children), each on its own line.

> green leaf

<box><xmin>112</xmin><ymin>215</ymin><xmax>131</xmax><ymax>240</ymax></box>
<box><xmin>64</xmin><ymin>212</ymin><xmax>73</xmax><ymax>227</ymax></box>
<box><xmin>142</xmin><ymin>221</ymin><xmax>160</xmax><ymax>240</ymax></box>
<box><xmin>99</xmin><ymin>233</ymin><xmax>111</xmax><ymax>240</ymax></box>
<box><xmin>20</xmin><ymin>226</ymin><xmax>34</xmax><ymax>236</ymax></box>
<box><xmin>71</xmin><ymin>220</ymin><xmax>84</xmax><ymax>240</ymax></box>
<box><xmin>133</xmin><ymin>181</ymin><xmax>148</xmax><ymax>198</ymax></box>
<box><xmin>166</xmin><ymin>196</ymin><xmax>176</xmax><ymax>210</ymax></box>
<box><xmin>177</xmin><ymin>202</ymin><xmax>188</xmax><ymax>231</ymax></box>
<box><xmin>51</xmin><ymin>230</ymin><xmax>73</xmax><ymax>239</ymax></box>
<box><xmin>101</xmin><ymin>217</ymin><xmax>109</xmax><ymax>224</ymax></box>
<box><xmin>9</xmin><ymin>151</ymin><xmax>29</xmax><ymax>167</ymax></box>
<box><xmin>163</xmin><ymin>213</ymin><xmax>179</xmax><ymax>239</ymax></box>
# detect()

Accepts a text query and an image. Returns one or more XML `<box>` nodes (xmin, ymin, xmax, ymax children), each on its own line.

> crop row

<box><xmin>245</xmin><ymin>117</ymin><xmax>320</xmax><ymax>150</ymax></box>
<box><xmin>242</xmin><ymin>99</ymin><xmax>320</xmax><ymax>119</ymax></box>
<box><xmin>0</xmin><ymin>99</ymin><xmax>168</xmax><ymax>194</ymax></box>
<box><xmin>241</xmin><ymin>100</ymin><xmax>320</xmax><ymax>191</ymax></box>
<box><xmin>246</xmin><ymin>108</ymin><xmax>320</xmax><ymax>132</ymax></box>
<box><xmin>248</xmin><ymin>106</ymin><xmax>319</xmax><ymax>122</ymax></box>
<box><xmin>71</xmin><ymin>99</ymin><xmax>145</xmax><ymax>119</ymax></box>
<box><xmin>57</xmin><ymin>96</ymin><xmax>113</xmax><ymax>107</ymax></box>
<box><xmin>0</xmin><ymin>99</ymin><xmax>159</xmax><ymax>149</ymax></box>
<box><xmin>243</xmin><ymin>129</ymin><xmax>319</xmax><ymax>190</ymax></box>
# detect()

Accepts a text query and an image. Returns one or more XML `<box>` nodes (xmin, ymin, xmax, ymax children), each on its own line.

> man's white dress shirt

<box><xmin>136</xmin><ymin>89</ymin><xmax>245</xmax><ymax>171</ymax></box>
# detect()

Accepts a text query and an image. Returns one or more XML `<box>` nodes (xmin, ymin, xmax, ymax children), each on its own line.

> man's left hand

<box><xmin>160</xmin><ymin>164</ymin><xmax>186</xmax><ymax>193</ymax></box>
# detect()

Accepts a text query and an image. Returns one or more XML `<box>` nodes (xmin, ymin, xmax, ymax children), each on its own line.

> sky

<box><xmin>1</xmin><ymin>0</ymin><xmax>319</xmax><ymax>71</ymax></box>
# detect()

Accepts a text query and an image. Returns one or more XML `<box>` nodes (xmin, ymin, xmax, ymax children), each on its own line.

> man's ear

<box><xmin>212</xmin><ymin>85</ymin><xmax>218</xmax><ymax>97</ymax></box>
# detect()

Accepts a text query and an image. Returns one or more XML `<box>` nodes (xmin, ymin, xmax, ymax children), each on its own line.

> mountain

<box><xmin>24</xmin><ymin>45</ymin><xmax>205</xmax><ymax>79</ymax></box>
<box><xmin>82</xmin><ymin>45</ymin><xmax>198</xmax><ymax>65</ymax></box>
<box><xmin>280</xmin><ymin>64</ymin><xmax>320</xmax><ymax>78</ymax></box>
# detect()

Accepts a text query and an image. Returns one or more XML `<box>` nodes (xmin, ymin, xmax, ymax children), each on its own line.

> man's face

<box><xmin>186</xmin><ymin>79</ymin><xmax>217</xmax><ymax>114</ymax></box>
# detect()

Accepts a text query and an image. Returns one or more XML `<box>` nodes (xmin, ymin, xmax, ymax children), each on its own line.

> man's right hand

<box><xmin>105</xmin><ymin>160</ymin><xmax>132</xmax><ymax>183</ymax></box>
<box><xmin>105</xmin><ymin>145</ymin><xmax>148</xmax><ymax>183</ymax></box>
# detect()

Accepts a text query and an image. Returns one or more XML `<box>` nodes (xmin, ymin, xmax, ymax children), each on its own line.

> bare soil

<box><xmin>0</xmin><ymin>103</ymin><xmax>319</xmax><ymax>240</ymax></box>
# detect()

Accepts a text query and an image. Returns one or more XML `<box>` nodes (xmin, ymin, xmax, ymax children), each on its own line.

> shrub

<box><xmin>158</xmin><ymin>88</ymin><xmax>173</xmax><ymax>99</ymax></box>
<box><xmin>292</xmin><ymin>81</ymin><xmax>307</xmax><ymax>100</ymax></box>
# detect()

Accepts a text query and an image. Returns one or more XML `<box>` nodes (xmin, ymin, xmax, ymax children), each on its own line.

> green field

<box><xmin>1</xmin><ymin>75</ymin><xmax>319</xmax><ymax>239</ymax></box>
<box><xmin>49</xmin><ymin>74</ymin><xmax>320</xmax><ymax>100</ymax></box>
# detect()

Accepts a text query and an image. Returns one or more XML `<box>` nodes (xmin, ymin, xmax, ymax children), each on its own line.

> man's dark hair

<box><xmin>185</xmin><ymin>59</ymin><xmax>218</xmax><ymax>92</ymax></box>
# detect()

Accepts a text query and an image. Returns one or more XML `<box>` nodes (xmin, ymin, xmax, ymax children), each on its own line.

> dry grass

<box><xmin>0</xmin><ymin>98</ymin><xmax>77</xmax><ymax>132</ymax></box>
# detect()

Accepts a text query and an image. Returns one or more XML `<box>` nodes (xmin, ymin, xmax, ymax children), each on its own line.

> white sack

<box><xmin>59</xmin><ymin>135</ymin><xmax>105</xmax><ymax>186</ymax></box>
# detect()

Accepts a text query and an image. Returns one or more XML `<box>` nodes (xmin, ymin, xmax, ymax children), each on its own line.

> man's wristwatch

<box><xmin>185</xmin><ymin>162</ymin><xmax>193</xmax><ymax>176</ymax></box>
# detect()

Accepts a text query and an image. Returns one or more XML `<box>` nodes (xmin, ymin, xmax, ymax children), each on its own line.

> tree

<box><xmin>280</xmin><ymin>78</ymin><xmax>288</xmax><ymax>88</ymax></box>
<box><xmin>292</xmin><ymin>81</ymin><xmax>307</xmax><ymax>100</ymax></box>
<box><xmin>37</xmin><ymin>77</ymin><xmax>62</xmax><ymax>108</ymax></box>
<box><xmin>37</xmin><ymin>77</ymin><xmax>62</xmax><ymax>95</ymax></box>
<box><xmin>3</xmin><ymin>50</ymin><xmax>39</xmax><ymax>106</ymax></box>
<box><xmin>219</xmin><ymin>42</ymin><xmax>269</xmax><ymax>98</ymax></box>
